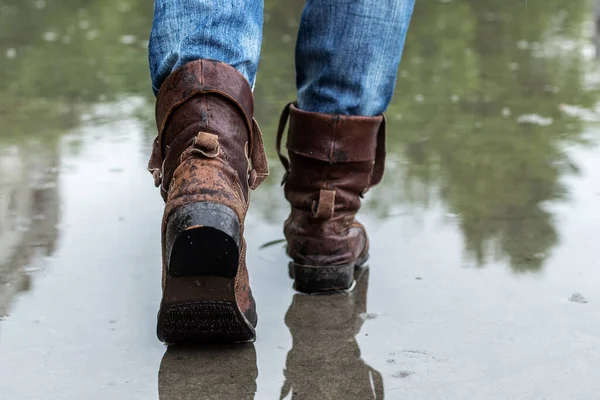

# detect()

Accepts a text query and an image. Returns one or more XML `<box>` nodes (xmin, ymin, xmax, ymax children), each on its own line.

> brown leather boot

<box><xmin>148</xmin><ymin>60</ymin><xmax>268</xmax><ymax>343</ymax></box>
<box><xmin>276</xmin><ymin>103</ymin><xmax>385</xmax><ymax>293</ymax></box>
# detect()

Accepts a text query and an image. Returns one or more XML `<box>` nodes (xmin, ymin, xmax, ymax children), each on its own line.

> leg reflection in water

<box><xmin>158</xmin><ymin>344</ymin><xmax>258</xmax><ymax>400</ymax></box>
<box><xmin>280</xmin><ymin>269</ymin><xmax>384</xmax><ymax>399</ymax></box>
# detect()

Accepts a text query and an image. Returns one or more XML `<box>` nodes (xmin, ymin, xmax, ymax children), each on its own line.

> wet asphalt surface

<box><xmin>2</xmin><ymin>0</ymin><xmax>600</xmax><ymax>399</ymax></box>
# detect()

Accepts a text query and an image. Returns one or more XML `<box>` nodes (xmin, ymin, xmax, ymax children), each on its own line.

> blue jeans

<box><xmin>149</xmin><ymin>0</ymin><xmax>414</xmax><ymax>116</ymax></box>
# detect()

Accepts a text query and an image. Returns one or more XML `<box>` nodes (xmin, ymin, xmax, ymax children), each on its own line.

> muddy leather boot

<box><xmin>276</xmin><ymin>103</ymin><xmax>385</xmax><ymax>293</ymax></box>
<box><xmin>148</xmin><ymin>60</ymin><xmax>269</xmax><ymax>343</ymax></box>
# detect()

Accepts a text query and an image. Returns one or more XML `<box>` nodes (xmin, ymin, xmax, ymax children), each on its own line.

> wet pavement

<box><xmin>1</xmin><ymin>0</ymin><xmax>600</xmax><ymax>398</ymax></box>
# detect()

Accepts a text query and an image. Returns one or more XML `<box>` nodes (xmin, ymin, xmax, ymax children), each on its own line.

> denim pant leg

<box><xmin>148</xmin><ymin>0</ymin><xmax>264</xmax><ymax>95</ymax></box>
<box><xmin>296</xmin><ymin>0</ymin><xmax>415</xmax><ymax>116</ymax></box>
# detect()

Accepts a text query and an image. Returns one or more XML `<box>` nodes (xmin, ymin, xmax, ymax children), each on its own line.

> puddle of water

<box><xmin>1</xmin><ymin>0</ymin><xmax>600</xmax><ymax>399</ymax></box>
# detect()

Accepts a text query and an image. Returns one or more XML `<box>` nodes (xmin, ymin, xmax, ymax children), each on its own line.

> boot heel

<box><xmin>166</xmin><ymin>202</ymin><xmax>241</xmax><ymax>278</ymax></box>
<box><xmin>158</xmin><ymin>202</ymin><xmax>255</xmax><ymax>344</ymax></box>
<box><xmin>291</xmin><ymin>262</ymin><xmax>355</xmax><ymax>293</ymax></box>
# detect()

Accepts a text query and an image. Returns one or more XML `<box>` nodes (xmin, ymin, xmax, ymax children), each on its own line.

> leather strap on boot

<box><xmin>148</xmin><ymin>60</ymin><xmax>269</xmax><ymax>195</ymax></box>
<box><xmin>276</xmin><ymin>102</ymin><xmax>386</xmax><ymax>193</ymax></box>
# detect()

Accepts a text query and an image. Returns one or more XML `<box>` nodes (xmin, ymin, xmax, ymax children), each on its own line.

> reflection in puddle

<box><xmin>157</xmin><ymin>269</ymin><xmax>381</xmax><ymax>400</ymax></box>
<box><xmin>280</xmin><ymin>269</ymin><xmax>384</xmax><ymax>399</ymax></box>
<box><xmin>366</xmin><ymin>0</ymin><xmax>600</xmax><ymax>273</ymax></box>
<box><xmin>1</xmin><ymin>0</ymin><xmax>600</xmax><ymax>398</ymax></box>
<box><xmin>159</xmin><ymin>344</ymin><xmax>258</xmax><ymax>400</ymax></box>
<box><xmin>0</xmin><ymin>143</ymin><xmax>60</xmax><ymax>318</ymax></box>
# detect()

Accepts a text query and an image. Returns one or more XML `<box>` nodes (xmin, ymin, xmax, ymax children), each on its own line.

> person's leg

<box><xmin>296</xmin><ymin>0</ymin><xmax>415</xmax><ymax>116</ymax></box>
<box><xmin>149</xmin><ymin>0</ymin><xmax>263</xmax><ymax>94</ymax></box>
<box><xmin>276</xmin><ymin>0</ymin><xmax>414</xmax><ymax>292</ymax></box>
<box><xmin>148</xmin><ymin>1</ymin><xmax>268</xmax><ymax>344</ymax></box>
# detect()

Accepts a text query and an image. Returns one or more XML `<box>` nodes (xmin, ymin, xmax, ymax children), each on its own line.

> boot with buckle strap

<box><xmin>148</xmin><ymin>60</ymin><xmax>269</xmax><ymax>343</ymax></box>
<box><xmin>276</xmin><ymin>103</ymin><xmax>386</xmax><ymax>293</ymax></box>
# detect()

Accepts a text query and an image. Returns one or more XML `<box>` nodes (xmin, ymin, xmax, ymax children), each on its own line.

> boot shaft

<box><xmin>149</xmin><ymin>60</ymin><xmax>268</xmax><ymax>203</ymax></box>
<box><xmin>277</xmin><ymin>103</ymin><xmax>386</xmax><ymax>219</ymax></box>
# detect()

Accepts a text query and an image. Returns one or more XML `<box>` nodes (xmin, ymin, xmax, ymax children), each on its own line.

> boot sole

<box><xmin>157</xmin><ymin>202</ymin><xmax>256</xmax><ymax>344</ymax></box>
<box><xmin>290</xmin><ymin>252</ymin><xmax>369</xmax><ymax>293</ymax></box>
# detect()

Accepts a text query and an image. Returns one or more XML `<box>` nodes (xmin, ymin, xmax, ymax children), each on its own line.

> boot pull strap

<box><xmin>248</xmin><ymin>118</ymin><xmax>270</xmax><ymax>190</ymax></box>
<box><xmin>368</xmin><ymin>115</ymin><xmax>387</xmax><ymax>189</ymax></box>
<box><xmin>149</xmin><ymin>119</ymin><xmax>270</xmax><ymax>192</ymax></box>
<box><xmin>312</xmin><ymin>189</ymin><xmax>336</xmax><ymax>219</ymax></box>
<box><xmin>191</xmin><ymin>132</ymin><xmax>220</xmax><ymax>158</ymax></box>
<box><xmin>275</xmin><ymin>102</ymin><xmax>293</xmax><ymax>185</ymax></box>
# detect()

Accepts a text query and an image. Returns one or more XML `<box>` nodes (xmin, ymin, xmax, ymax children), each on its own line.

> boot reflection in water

<box><xmin>158</xmin><ymin>344</ymin><xmax>258</xmax><ymax>400</ymax></box>
<box><xmin>280</xmin><ymin>269</ymin><xmax>384</xmax><ymax>399</ymax></box>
